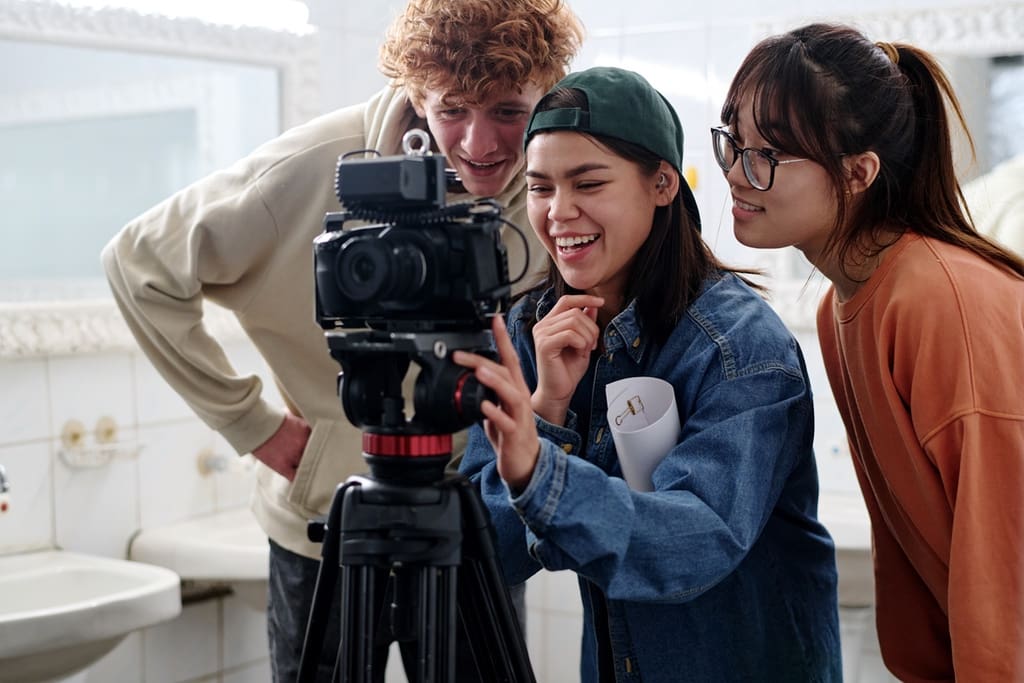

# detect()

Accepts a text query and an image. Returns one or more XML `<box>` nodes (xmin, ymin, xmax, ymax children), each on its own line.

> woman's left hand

<box><xmin>453</xmin><ymin>314</ymin><xmax>541</xmax><ymax>491</ymax></box>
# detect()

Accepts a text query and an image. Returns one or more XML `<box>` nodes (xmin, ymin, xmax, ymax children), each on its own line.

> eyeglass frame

<box><xmin>710</xmin><ymin>126</ymin><xmax>810</xmax><ymax>191</ymax></box>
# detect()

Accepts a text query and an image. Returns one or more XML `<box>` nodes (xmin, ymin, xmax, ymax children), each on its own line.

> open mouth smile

<box><xmin>554</xmin><ymin>234</ymin><xmax>599</xmax><ymax>252</ymax></box>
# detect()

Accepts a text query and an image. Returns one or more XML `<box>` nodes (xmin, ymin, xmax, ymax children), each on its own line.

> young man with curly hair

<box><xmin>102</xmin><ymin>1</ymin><xmax>583</xmax><ymax>679</ymax></box>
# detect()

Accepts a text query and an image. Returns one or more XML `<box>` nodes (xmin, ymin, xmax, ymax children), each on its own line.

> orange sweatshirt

<box><xmin>818</xmin><ymin>232</ymin><xmax>1024</xmax><ymax>682</ymax></box>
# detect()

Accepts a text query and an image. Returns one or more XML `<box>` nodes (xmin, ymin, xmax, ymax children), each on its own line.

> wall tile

<box><xmin>82</xmin><ymin>632</ymin><xmax>144</xmax><ymax>682</ymax></box>
<box><xmin>322</xmin><ymin>33</ymin><xmax>391</xmax><ymax>115</ymax></box>
<box><xmin>53</xmin><ymin>438</ymin><xmax>140</xmax><ymax>558</ymax></box>
<box><xmin>541</xmin><ymin>611</ymin><xmax>584</xmax><ymax>683</ymax></box>
<box><xmin>221</xmin><ymin>581</ymin><xmax>270</xmax><ymax>669</ymax></box>
<box><xmin>47</xmin><ymin>352</ymin><xmax>135</xmax><ymax>440</ymax></box>
<box><xmin>211</xmin><ymin>439</ymin><xmax>258</xmax><ymax>511</ymax></box>
<box><xmin>0</xmin><ymin>441</ymin><xmax>53</xmax><ymax>553</ymax></box>
<box><xmin>525</xmin><ymin>570</ymin><xmax>548</xmax><ymax>611</ymax></box>
<box><xmin>797</xmin><ymin>329</ymin><xmax>861</xmax><ymax>495</ymax></box>
<box><xmin>383</xmin><ymin>642</ymin><xmax>406</xmax><ymax>683</ymax></box>
<box><xmin>136</xmin><ymin>419</ymin><xmax>217</xmax><ymax>529</ymax></box>
<box><xmin>0</xmin><ymin>358</ymin><xmax>50</xmax><ymax>446</ymax></box>
<box><xmin>143</xmin><ymin>601</ymin><xmax>220</xmax><ymax>683</ymax></box>
<box><xmin>566</xmin><ymin>0</ymin><xmax>623</xmax><ymax>32</ymax></box>
<box><xmin>222</xmin><ymin>659</ymin><xmax>272</xmax><ymax>683</ymax></box>
<box><xmin>526</xmin><ymin>604</ymin><xmax>544</xmax><ymax>680</ymax></box>
<box><xmin>544</xmin><ymin>569</ymin><xmax>583</xmax><ymax>616</ymax></box>
<box><xmin>132</xmin><ymin>352</ymin><xmax>196</xmax><ymax>425</ymax></box>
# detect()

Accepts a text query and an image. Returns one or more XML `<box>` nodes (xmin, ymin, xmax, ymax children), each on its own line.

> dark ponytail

<box><xmin>894</xmin><ymin>44</ymin><xmax>1024</xmax><ymax>275</ymax></box>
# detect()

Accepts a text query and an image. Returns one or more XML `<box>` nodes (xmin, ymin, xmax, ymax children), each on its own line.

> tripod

<box><xmin>296</xmin><ymin>330</ymin><xmax>535</xmax><ymax>683</ymax></box>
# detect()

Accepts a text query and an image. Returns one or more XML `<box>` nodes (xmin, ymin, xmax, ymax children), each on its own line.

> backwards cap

<box><xmin>525</xmin><ymin>66</ymin><xmax>700</xmax><ymax>230</ymax></box>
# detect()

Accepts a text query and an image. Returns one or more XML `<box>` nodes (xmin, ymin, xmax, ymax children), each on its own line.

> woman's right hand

<box><xmin>530</xmin><ymin>294</ymin><xmax>604</xmax><ymax>425</ymax></box>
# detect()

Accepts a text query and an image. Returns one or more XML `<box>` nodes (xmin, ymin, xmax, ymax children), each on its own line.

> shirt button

<box><xmin>632</xmin><ymin>337</ymin><xmax>641</xmax><ymax>348</ymax></box>
<box><xmin>595</xmin><ymin>427</ymin><xmax>604</xmax><ymax>443</ymax></box>
<box><xmin>561</xmin><ymin>443</ymin><xmax>573</xmax><ymax>453</ymax></box>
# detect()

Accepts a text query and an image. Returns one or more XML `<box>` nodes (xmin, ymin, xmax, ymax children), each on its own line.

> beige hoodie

<box><xmin>102</xmin><ymin>85</ymin><xmax>545</xmax><ymax>557</ymax></box>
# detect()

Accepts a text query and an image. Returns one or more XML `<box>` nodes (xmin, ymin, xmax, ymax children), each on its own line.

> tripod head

<box><xmin>325</xmin><ymin>328</ymin><xmax>498</xmax><ymax>482</ymax></box>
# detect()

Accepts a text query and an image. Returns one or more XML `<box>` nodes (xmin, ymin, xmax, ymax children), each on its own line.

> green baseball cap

<box><xmin>525</xmin><ymin>66</ymin><xmax>701</xmax><ymax>230</ymax></box>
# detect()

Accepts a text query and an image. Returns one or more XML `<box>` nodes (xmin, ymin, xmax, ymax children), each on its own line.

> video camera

<box><xmin>314</xmin><ymin>129</ymin><xmax>511</xmax><ymax>333</ymax></box>
<box><xmin>312</xmin><ymin>129</ymin><xmax>524</xmax><ymax>436</ymax></box>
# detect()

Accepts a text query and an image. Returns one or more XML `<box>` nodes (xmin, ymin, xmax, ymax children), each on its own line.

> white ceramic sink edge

<box><xmin>129</xmin><ymin>507</ymin><xmax>270</xmax><ymax>582</ymax></box>
<box><xmin>0</xmin><ymin>550</ymin><xmax>182</xmax><ymax>682</ymax></box>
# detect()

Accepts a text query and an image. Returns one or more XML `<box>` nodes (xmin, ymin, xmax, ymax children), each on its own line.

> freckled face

<box><xmin>526</xmin><ymin>131</ymin><xmax>665</xmax><ymax>304</ymax></box>
<box><xmin>724</xmin><ymin>97</ymin><xmax>838</xmax><ymax>265</ymax></box>
<box><xmin>416</xmin><ymin>83</ymin><xmax>545</xmax><ymax>198</ymax></box>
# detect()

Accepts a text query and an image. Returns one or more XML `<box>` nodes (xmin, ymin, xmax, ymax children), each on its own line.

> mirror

<box><xmin>0</xmin><ymin>0</ymin><xmax>318</xmax><ymax>357</ymax></box>
<box><xmin>752</xmin><ymin>3</ymin><xmax>1024</xmax><ymax>332</ymax></box>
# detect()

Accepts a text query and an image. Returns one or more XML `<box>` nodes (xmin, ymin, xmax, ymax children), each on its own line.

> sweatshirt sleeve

<box><xmin>101</xmin><ymin>154</ymin><xmax>287</xmax><ymax>455</ymax></box>
<box><xmin>932</xmin><ymin>413</ymin><xmax>1024</xmax><ymax>681</ymax></box>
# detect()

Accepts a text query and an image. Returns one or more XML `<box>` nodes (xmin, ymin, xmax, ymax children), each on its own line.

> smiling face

<box><xmin>724</xmin><ymin>97</ymin><xmax>839</xmax><ymax>265</ymax></box>
<box><xmin>414</xmin><ymin>83</ymin><xmax>545</xmax><ymax>198</ymax></box>
<box><xmin>526</xmin><ymin>131</ymin><xmax>673</xmax><ymax>310</ymax></box>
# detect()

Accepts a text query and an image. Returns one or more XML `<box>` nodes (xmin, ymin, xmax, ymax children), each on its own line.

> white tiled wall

<box><xmin>0</xmin><ymin>339</ymin><xmax>271</xmax><ymax>682</ymax></box>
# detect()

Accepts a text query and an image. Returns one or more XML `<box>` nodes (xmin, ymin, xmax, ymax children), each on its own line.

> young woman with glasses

<box><xmin>716</xmin><ymin>22</ymin><xmax>1024</xmax><ymax>682</ymax></box>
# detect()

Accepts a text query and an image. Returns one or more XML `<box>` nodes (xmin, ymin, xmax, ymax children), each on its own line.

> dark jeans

<box><xmin>267</xmin><ymin>539</ymin><xmax>528</xmax><ymax>682</ymax></box>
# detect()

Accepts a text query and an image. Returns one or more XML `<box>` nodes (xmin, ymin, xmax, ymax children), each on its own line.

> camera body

<box><xmin>314</xmin><ymin>144</ymin><xmax>510</xmax><ymax>333</ymax></box>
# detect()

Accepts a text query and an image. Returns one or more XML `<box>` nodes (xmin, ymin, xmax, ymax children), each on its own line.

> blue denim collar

<box><xmin>533</xmin><ymin>288</ymin><xmax>648</xmax><ymax>364</ymax></box>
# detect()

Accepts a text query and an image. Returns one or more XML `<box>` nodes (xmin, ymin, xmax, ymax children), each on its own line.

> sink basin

<box><xmin>0</xmin><ymin>550</ymin><xmax>181</xmax><ymax>683</ymax></box>
<box><xmin>818</xmin><ymin>491</ymin><xmax>874</xmax><ymax>607</ymax></box>
<box><xmin>129</xmin><ymin>508</ymin><xmax>270</xmax><ymax>582</ymax></box>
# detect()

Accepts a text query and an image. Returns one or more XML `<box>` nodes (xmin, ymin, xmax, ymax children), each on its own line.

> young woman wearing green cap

<box><xmin>454</xmin><ymin>66</ymin><xmax>841</xmax><ymax>681</ymax></box>
<box><xmin>716</xmin><ymin>23</ymin><xmax>1024</xmax><ymax>681</ymax></box>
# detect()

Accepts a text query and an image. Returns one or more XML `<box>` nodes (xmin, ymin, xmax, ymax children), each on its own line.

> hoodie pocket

<box><xmin>286</xmin><ymin>418</ymin><xmax>365</xmax><ymax>518</ymax></box>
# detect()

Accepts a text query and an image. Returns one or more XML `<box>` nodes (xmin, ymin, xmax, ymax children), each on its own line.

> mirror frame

<box><xmin>0</xmin><ymin>0</ymin><xmax>319</xmax><ymax>358</ymax></box>
<box><xmin>755</xmin><ymin>2</ymin><xmax>1024</xmax><ymax>333</ymax></box>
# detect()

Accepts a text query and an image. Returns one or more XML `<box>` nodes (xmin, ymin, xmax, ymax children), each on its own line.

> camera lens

<box><xmin>335</xmin><ymin>233</ymin><xmax>428</xmax><ymax>305</ymax></box>
<box><xmin>335</xmin><ymin>237</ymin><xmax>389</xmax><ymax>302</ymax></box>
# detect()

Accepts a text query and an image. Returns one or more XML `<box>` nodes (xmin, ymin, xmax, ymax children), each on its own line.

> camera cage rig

<box><xmin>313</xmin><ymin>128</ymin><xmax>533</xmax><ymax>335</ymax></box>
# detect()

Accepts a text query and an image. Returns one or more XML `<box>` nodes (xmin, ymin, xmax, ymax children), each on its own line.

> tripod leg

<box><xmin>298</xmin><ymin>482</ymin><xmax>352</xmax><ymax>683</ymax></box>
<box><xmin>339</xmin><ymin>564</ymin><xmax>392</xmax><ymax>683</ymax></box>
<box><xmin>454</xmin><ymin>477</ymin><xmax>535</xmax><ymax>682</ymax></box>
<box><xmin>412</xmin><ymin>566</ymin><xmax>457</xmax><ymax>683</ymax></box>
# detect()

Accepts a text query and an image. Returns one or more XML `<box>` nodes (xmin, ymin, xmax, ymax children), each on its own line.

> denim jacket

<box><xmin>459</xmin><ymin>273</ymin><xmax>841</xmax><ymax>682</ymax></box>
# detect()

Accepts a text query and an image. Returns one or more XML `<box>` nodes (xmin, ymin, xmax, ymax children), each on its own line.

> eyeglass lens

<box><xmin>712</xmin><ymin>129</ymin><xmax>773</xmax><ymax>191</ymax></box>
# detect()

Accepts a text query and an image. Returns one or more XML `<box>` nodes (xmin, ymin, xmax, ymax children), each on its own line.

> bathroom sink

<box><xmin>0</xmin><ymin>550</ymin><xmax>181</xmax><ymax>683</ymax></box>
<box><xmin>129</xmin><ymin>507</ymin><xmax>270</xmax><ymax>581</ymax></box>
<box><xmin>818</xmin><ymin>491</ymin><xmax>874</xmax><ymax>607</ymax></box>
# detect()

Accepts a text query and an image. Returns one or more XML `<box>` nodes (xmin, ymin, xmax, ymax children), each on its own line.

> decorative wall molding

<box><xmin>755</xmin><ymin>3</ymin><xmax>1024</xmax><ymax>55</ymax></box>
<box><xmin>0</xmin><ymin>300</ymin><xmax>245</xmax><ymax>359</ymax></box>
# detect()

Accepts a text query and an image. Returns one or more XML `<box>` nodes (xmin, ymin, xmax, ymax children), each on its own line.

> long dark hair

<box><xmin>720</xmin><ymin>22</ymin><xmax>1024</xmax><ymax>279</ymax></box>
<box><xmin>527</xmin><ymin>87</ymin><xmax>761</xmax><ymax>342</ymax></box>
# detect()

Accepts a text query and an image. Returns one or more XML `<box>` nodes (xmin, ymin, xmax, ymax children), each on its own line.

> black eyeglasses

<box><xmin>710</xmin><ymin>127</ymin><xmax>809</xmax><ymax>191</ymax></box>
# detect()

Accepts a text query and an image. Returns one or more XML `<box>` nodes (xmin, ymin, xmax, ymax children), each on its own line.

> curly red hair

<box><xmin>379</xmin><ymin>0</ymin><xmax>584</xmax><ymax>106</ymax></box>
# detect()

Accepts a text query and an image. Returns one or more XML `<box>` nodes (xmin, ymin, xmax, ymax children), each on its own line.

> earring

<box><xmin>657</xmin><ymin>173</ymin><xmax>667</xmax><ymax>188</ymax></box>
